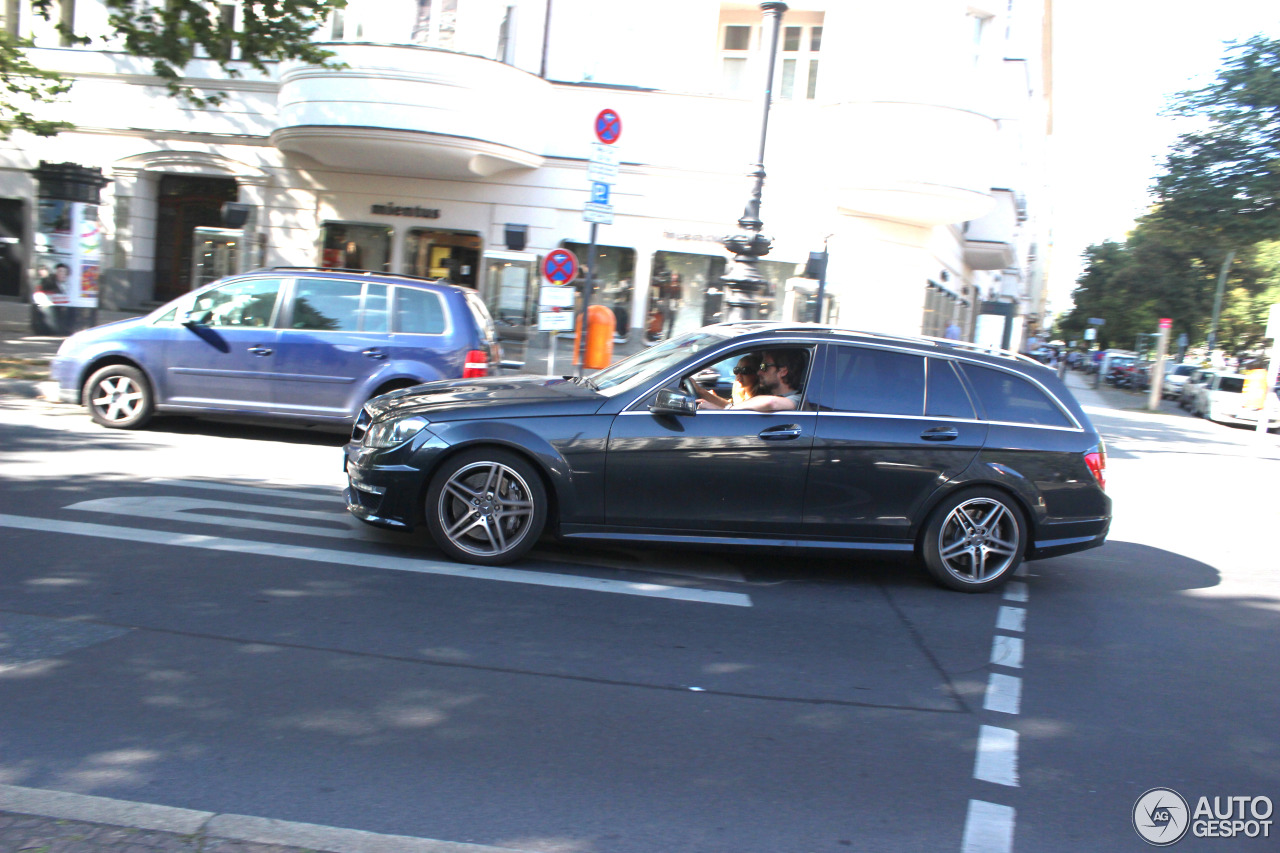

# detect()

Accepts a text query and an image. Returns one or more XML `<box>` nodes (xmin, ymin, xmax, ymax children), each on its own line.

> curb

<box><xmin>0</xmin><ymin>783</ymin><xmax>531</xmax><ymax>853</ymax></box>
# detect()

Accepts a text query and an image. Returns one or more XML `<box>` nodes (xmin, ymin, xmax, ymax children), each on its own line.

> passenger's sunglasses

<box><xmin>732</xmin><ymin>366</ymin><xmax>756</xmax><ymax>375</ymax></box>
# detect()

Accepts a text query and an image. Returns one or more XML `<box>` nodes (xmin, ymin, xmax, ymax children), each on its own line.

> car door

<box><xmin>802</xmin><ymin>346</ymin><xmax>988</xmax><ymax>542</ymax></box>
<box><xmin>603</xmin><ymin>347</ymin><xmax>816</xmax><ymax>535</ymax></box>
<box><xmin>161</xmin><ymin>276</ymin><xmax>283</xmax><ymax>412</ymax></box>
<box><xmin>270</xmin><ymin>277</ymin><xmax>394</xmax><ymax>419</ymax></box>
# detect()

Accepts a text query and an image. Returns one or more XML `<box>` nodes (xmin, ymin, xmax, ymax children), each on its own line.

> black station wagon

<box><xmin>344</xmin><ymin>323</ymin><xmax>1111</xmax><ymax>591</ymax></box>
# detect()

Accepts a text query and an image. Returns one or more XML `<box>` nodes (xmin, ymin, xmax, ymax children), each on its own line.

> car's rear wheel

<box><xmin>920</xmin><ymin>488</ymin><xmax>1026</xmax><ymax>592</ymax></box>
<box><xmin>424</xmin><ymin>448</ymin><xmax>547</xmax><ymax>566</ymax></box>
<box><xmin>83</xmin><ymin>364</ymin><xmax>154</xmax><ymax>429</ymax></box>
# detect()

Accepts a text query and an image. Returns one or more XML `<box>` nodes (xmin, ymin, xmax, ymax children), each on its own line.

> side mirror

<box><xmin>181</xmin><ymin>310</ymin><xmax>210</xmax><ymax>327</ymax></box>
<box><xmin>650</xmin><ymin>388</ymin><xmax>697</xmax><ymax>417</ymax></box>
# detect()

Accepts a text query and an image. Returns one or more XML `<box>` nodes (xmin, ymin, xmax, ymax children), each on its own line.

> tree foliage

<box><xmin>1061</xmin><ymin>35</ymin><xmax>1280</xmax><ymax>355</ymax></box>
<box><xmin>2</xmin><ymin>0</ymin><xmax>346</xmax><ymax>136</ymax></box>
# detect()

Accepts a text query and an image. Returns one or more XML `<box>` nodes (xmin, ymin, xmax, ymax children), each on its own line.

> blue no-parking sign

<box><xmin>542</xmin><ymin>248</ymin><xmax>579</xmax><ymax>284</ymax></box>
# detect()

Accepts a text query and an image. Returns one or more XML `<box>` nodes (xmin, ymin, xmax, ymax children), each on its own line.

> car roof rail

<box><xmin>713</xmin><ymin>321</ymin><xmax>1042</xmax><ymax>366</ymax></box>
<box><xmin>915</xmin><ymin>335</ymin><xmax>1043</xmax><ymax>366</ymax></box>
<box><xmin>262</xmin><ymin>266</ymin><xmax>452</xmax><ymax>285</ymax></box>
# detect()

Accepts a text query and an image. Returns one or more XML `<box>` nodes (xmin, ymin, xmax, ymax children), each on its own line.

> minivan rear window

<box><xmin>394</xmin><ymin>287</ymin><xmax>447</xmax><ymax>335</ymax></box>
<box><xmin>1219</xmin><ymin>376</ymin><xmax>1245</xmax><ymax>393</ymax></box>
<box><xmin>962</xmin><ymin>364</ymin><xmax>1074</xmax><ymax>428</ymax></box>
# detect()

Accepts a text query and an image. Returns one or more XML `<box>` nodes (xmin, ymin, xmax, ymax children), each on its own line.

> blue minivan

<box><xmin>51</xmin><ymin>268</ymin><xmax>501</xmax><ymax>430</ymax></box>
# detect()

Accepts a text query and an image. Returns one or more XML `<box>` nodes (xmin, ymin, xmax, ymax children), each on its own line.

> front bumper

<box><xmin>343</xmin><ymin>434</ymin><xmax>447</xmax><ymax>531</ymax></box>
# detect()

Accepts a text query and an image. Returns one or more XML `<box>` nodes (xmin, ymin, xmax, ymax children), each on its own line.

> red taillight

<box><xmin>462</xmin><ymin>349</ymin><xmax>489</xmax><ymax>378</ymax></box>
<box><xmin>1085</xmin><ymin>443</ymin><xmax>1107</xmax><ymax>491</ymax></box>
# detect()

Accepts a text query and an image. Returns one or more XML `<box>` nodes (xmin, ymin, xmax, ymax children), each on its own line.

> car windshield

<box><xmin>588</xmin><ymin>329</ymin><xmax>733</xmax><ymax>397</ymax></box>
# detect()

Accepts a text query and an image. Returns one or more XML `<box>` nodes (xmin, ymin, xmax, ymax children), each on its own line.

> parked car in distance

<box><xmin>1179</xmin><ymin>367</ymin><xmax>1216</xmax><ymax>411</ymax></box>
<box><xmin>344</xmin><ymin>323</ymin><xmax>1112</xmax><ymax>593</ymax></box>
<box><xmin>52</xmin><ymin>268</ymin><xmax>501</xmax><ymax>431</ymax></box>
<box><xmin>1161</xmin><ymin>363</ymin><xmax>1198</xmax><ymax>399</ymax></box>
<box><xmin>1193</xmin><ymin>372</ymin><xmax>1280</xmax><ymax>429</ymax></box>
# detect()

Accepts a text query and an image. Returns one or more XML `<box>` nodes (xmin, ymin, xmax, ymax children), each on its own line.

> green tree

<box><xmin>1156</xmin><ymin>35</ymin><xmax>1280</xmax><ymax>247</ymax></box>
<box><xmin>2</xmin><ymin>0</ymin><xmax>346</xmax><ymax>137</ymax></box>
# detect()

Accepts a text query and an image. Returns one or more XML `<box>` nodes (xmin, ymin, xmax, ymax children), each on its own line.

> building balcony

<box><xmin>824</xmin><ymin>101</ymin><xmax>999</xmax><ymax>226</ymax></box>
<box><xmin>271</xmin><ymin>44</ymin><xmax>550</xmax><ymax>180</ymax></box>
<box><xmin>963</xmin><ymin>188</ymin><xmax>1018</xmax><ymax>270</ymax></box>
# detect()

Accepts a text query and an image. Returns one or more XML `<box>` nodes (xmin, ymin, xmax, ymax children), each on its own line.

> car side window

<box><xmin>819</xmin><ymin>346</ymin><xmax>923</xmax><ymax>415</ymax></box>
<box><xmin>926</xmin><ymin>358</ymin><xmax>975</xmax><ymax>419</ymax></box>
<box><xmin>962</xmin><ymin>364</ymin><xmax>1073</xmax><ymax>427</ymax></box>
<box><xmin>190</xmin><ymin>278</ymin><xmax>283</xmax><ymax>328</ymax></box>
<box><xmin>291</xmin><ymin>278</ymin><xmax>363</xmax><ymax>332</ymax></box>
<box><xmin>394</xmin><ymin>287</ymin><xmax>447</xmax><ymax>335</ymax></box>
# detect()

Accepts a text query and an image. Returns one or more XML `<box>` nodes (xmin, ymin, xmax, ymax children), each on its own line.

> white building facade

<box><xmin>0</xmin><ymin>0</ymin><xmax>1050</xmax><ymax>353</ymax></box>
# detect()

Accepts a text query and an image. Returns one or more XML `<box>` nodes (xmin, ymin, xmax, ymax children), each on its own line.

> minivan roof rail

<box><xmin>264</xmin><ymin>267</ymin><xmax>451</xmax><ymax>285</ymax></box>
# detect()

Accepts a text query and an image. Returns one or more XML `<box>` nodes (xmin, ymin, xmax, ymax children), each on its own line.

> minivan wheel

<box><xmin>84</xmin><ymin>365</ymin><xmax>154</xmax><ymax>429</ymax></box>
<box><xmin>920</xmin><ymin>488</ymin><xmax>1026</xmax><ymax>592</ymax></box>
<box><xmin>424</xmin><ymin>448</ymin><xmax>547</xmax><ymax>566</ymax></box>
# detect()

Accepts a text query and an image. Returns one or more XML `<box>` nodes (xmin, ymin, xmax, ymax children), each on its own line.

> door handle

<box><xmin>247</xmin><ymin>345</ymin><xmax>273</xmax><ymax>356</ymax></box>
<box><xmin>921</xmin><ymin>426</ymin><xmax>959</xmax><ymax>441</ymax></box>
<box><xmin>362</xmin><ymin>348</ymin><xmax>387</xmax><ymax>360</ymax></box>
<box><xmin>759</xmin><ymin>424</ymin><xmax>803</xmax><ymax>441</ymax></box>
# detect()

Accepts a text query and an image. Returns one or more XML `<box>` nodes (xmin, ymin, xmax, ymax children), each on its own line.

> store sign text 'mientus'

<box><xmin>372</xmin><ymin>204</ymin><xmax>441</xmax><ymax>219</ymax></box>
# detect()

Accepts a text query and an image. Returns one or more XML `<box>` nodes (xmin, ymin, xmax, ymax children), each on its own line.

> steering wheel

<box><xmin>681</xmin><ymin>376</ymin><xmax>700</xmax><ymax>399</ymax></box>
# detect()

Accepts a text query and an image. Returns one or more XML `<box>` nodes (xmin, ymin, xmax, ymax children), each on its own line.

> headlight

<box><xmin>364</xmin><ymin>415</ymin><xmax>430</xmax><ymax>448</ymax></box>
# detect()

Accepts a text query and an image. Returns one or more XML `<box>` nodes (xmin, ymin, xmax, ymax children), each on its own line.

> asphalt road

<box><xmin>0</xmin><ymin>375</ymin><xmax>1277</xmax><ymax>852</ymax></box>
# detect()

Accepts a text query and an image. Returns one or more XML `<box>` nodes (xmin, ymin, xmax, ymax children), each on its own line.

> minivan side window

<box><xmin>291</xmin><ymin>278</ymin><xmax>363</xmax><ymax>332</ymax></box>
<box><xmin>962</xmin><ymin>364</ymin><xmax>1073</xmax><ymax>427</ymax></box>
<box><xmin>363</xmin><ymin>284</ymin><xmax>388</xmax><ymax>332</ymax></box>
<box><xmin>394</xmin><ymin>287</ymin><xmax>447</xmax><ymax>335</ymax></box>
<box><xmin>822</xmin><ymin>346</ymin><xmax>924</xmax><ymax>415</ymax></box>
<box><xmin>926</xmin><ymin>358</ymin><xmax>975</xmax><ymax>419</ymax></box>
<box><xmin>190</xmin><ymin>278</ymin><xmax>283</xmax><ymax>328</ymax></box>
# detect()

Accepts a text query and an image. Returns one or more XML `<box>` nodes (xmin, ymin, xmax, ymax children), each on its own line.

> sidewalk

<box><xmin>0</xmin><ymin>783</ymin><xmax>522</xmax><ymax>853</ymax></box>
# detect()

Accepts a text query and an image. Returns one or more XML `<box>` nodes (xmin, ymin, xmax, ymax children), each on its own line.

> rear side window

<box><xmin>822</xmin><ymin>346</ymin><xmax>924</xmax><ymax>415</ymax></box>
<box><xmin>394</xmin><ymin>286</ymin><xmax>447</xmax><ymax>335</ymax></box>
<box><xmin>926</xmin><ymin>359</ymin><xmax>975</xmax><ymax>419</ymax></box>
<box><xmin>464</xmin><ymin>290</ymin><xmax>497</xmax><ymax>343</ymax></box>
<box><xmin>962</xmin><ymin>364</ymin><xmax>1073</xmax><ymax>427</ymax></box>
<box><xmin>291</xmin><ymin>278</ymin><xmax>363</xmax><ymax>331</ymax></box>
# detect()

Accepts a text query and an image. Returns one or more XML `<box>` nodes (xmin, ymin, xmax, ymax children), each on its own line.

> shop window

<box><xmin>563</xmin><ymin>242</ymin><xmax>636</xmax><ymax>341</ymax></box>
<box><xmin>320</xmin><ymin>222</ymin><xmax>392</xmax><ymax>272</ymax></box>
<box><xmin>646</xmin><ymin>251</ymin><xmax>727</xmax><ymax>344</ymax></box>
<box><xmin>405</xmin><ymin>228</ymin><xmax>481</xmax><ymax>288</ymax></box>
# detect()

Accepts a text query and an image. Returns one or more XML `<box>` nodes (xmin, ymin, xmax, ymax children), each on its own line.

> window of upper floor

<box><xmin>718</xmin><ymin>7</ymin><xmax>824</xmax><ymax>101</ymax></box>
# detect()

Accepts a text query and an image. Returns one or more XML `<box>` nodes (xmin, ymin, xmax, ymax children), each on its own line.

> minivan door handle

<box><xmin>247</xmin><ymin>345</ymin><xmax>273</xmax><ymax>356</ymax></box>
<box><xmin>362</xmin><ymin>348</ymin><xmax>387</xmax><ymax>360</ymax></box>
<box><xmin>759</xmin><ymin>424</ymin><xmax>803</xmax><ymax>441</ymax></box>
<box><xmin>921</xmin><ymin>426</ymin><xmax>959</xmax><ymax>441</ymax></box>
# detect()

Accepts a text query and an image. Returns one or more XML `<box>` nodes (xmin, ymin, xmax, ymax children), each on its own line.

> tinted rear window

<box><xmin>822</xmin><ymin>346</ymin><xmax>924</xmax><ymax>415</ymax></box>
<box><xmin>394</xmin><ymin>287</ymin><xmax>447</xmax><ymax>335</ymax></box>
<box><xmin>1219</xmin><ymin>376</ymin><xmax>1244</xmax><ymax>393</ymax></box>
<box><xmin>962</xmin><ymin>364</ymin><xmax>1074</xmax><ymax>427</ymax></box>
<box><xmin>926</xmin><ymin>358</ymin><xmax>975</xmax><ymax>419</ymax></box>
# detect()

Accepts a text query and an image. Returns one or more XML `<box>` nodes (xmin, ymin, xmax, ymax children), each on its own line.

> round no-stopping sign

<box><xmin>543</xmin><ymin>248</ymin><xmax>579</xmax><ymax>284</ymax></box>
<box><xmin>594</xmin><ymin>109</ymin><xmax>622</xmax><ymax>145</ymax></box>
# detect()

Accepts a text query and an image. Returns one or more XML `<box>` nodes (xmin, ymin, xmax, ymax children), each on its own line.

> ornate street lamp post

<box><xmin>720</xmin><ymin>1</ymin><xmax>788</xmax><ymax>323</ymax></box>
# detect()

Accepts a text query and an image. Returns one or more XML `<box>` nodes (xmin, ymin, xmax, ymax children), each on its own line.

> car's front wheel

<box><xmin>920</xmin><ymin>489</ymin><xmax>1026</xmax><ymax>592</ymax></box>
<box><xmin>83</xmin><ymin>364</ymin><xmax>154</xmax><ymax>429</ymax></box>
<box><xmin>424</xmin><ymin>448</ymin><xmax>547</xmax><ymax>566</ymax></box>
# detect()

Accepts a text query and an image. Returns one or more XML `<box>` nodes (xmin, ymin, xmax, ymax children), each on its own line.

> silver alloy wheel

<box><xmin>934</xmin><ymin>496</ymin><xmax>1021</xmax><ymax>584</ymax></box>
<box><xmin>435</xmin><ymin>460</ymin><xmax>537</xmax><ymax>558</ymax></box>
<box><xmin>90</xmin><ymin>374</ymin><xmax>146</xmax><ymax>424</ymax></box>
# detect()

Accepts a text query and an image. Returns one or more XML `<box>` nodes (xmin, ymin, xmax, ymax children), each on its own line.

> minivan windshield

<box><xmin>588</xmin><ymin>330</ymin><xmax>732</xmax><ymax>397</ymax></box>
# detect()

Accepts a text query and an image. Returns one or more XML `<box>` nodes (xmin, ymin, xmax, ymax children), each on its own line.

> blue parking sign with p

<box><xmin>590</xmin><ymin>182</ymin><xmax>611</xmax><ymax>205</ymax></box>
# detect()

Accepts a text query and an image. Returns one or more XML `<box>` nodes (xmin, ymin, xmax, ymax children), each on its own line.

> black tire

<box><xmin>920</xmin><ymin>488</ymin><xmax>1026</xmax><ymax>592</ymax></box>
<box><xmin>83</xmin><ymin>364</ymin><xmax>154</xmax><ymax>429</ymax></box>
<box><xmin>424</xmin><ymin>448</ymin><xmax>547</xmax><ymax>566</ymax></box>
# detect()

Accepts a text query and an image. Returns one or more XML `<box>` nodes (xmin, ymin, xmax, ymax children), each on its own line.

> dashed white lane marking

<box><xmin>974</xmin><ymin>725</ymin><xmax>1020</xmax><ymax>787</ymax></box>
<box><xmin>962</xmin><ymin>800</ymin><xmax>1016</xmax><ymax>853</ymax></box>
<box><xmin>67</xmin><ymin>495</ymin><xmax>359</xmax><ymax>539</ymax></box>
<box><xmin>0</xmin><ymin>514</ymin><xmax>753</xmax><ymax>607</ymax></box>
<box><xmin>995</xmin><ymin>605</ymin><xmax>1026</xmax><ymax>633</ymax></box>
<box><xmin>983</xmin><ymin>672</ymin><xmax>1023</xmax><ymax>715</ymax></box>
<box><xmin>990</xmin><ymin>634</ymin><xmax>1023</xmax><ymax>669</ymax></box>
<box><xmin>1002</xmin><ymin>581</ymin><xmax>1028</xmax><ymax>602</ymax></box>
<box><xmin>144</xmin><ymin>478</ymin><xmax>341</xmax><ymax>502</ymax></box>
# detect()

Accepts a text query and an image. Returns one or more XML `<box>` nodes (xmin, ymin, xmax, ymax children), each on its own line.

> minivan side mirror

<box><xmin>650</xmin><ymin>388</ymin><xmax>697</xmax><ymax>416</ymax></box>
<box><xmin>181</xmin><ymin>310</ymin><xmax>211</xmax><ymax>327</ymax></box>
